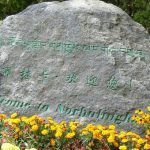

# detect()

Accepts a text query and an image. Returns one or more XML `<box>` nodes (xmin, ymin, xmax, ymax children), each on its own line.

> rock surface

<box><xmin>0</xmin><ymin>0</ymin><xmax>150</xmax><ymax>131</ymax></box>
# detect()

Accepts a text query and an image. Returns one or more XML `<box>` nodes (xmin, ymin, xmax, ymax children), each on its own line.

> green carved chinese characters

<box><xmin>107</xmin><ymin>76</ymin><xmax>119</xmax><ymax>90</ymax></box>
<box><xmin>66</xmin><ymin>73</ymin><xmax>78</xmax><ymax>83</ymax></box>
<box><xmin>86</xmin><ymin>75</ymin><xmax>99</xmax><ymax>86</ymax></box>
<box><xmin>2</xmin><ymin>67</ymin><xmax>12</xmax><ymax>77</ymax></box>
<box><xmin>20</xmin><ymin>68</ymin><xmax>31</xmax><ymax>80</ymax></box>
<box><xmin>40</xmin><ymin>69</ymin><xmax>49</xmax><ymax>80</ymax></box>
<box><xmin>0</xmin><ymin>36</ymin><xmax>146</xmax><ymax>58</ymax></box>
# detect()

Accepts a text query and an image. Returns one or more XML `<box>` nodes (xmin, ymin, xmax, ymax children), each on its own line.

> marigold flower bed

<box><xmin>0</xmin><ymin>106</ymin><xmax>150</xmax><ymax>150</ymax></box>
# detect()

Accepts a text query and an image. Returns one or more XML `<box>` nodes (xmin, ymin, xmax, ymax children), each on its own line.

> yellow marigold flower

<box><xmin>132</xmin><ymin>115</ymin><xmax>137</xmax><ymax>120</ymax></box>
<box><xmin>109</xmin><ymin>125</ymin><xmax>116</xmax><ymax>130</ymax></box>
<box><xmin>97</xmin><ymin>125</ymin><xmax>104</xmax><ymax>131</ymax></box>
<box><xmin>147</xmin><ymin>106</ymin><xmax>150</xmax><ymax>111</ymax></box>
<box><xmin>49</xmin><ymin>120</ymin><xmax>55</xmax><ymax>124</ymax></box>
<box><xmin>0</xmin><ymin>114</ymin><xmax>6</xmax><ymax>119</ymax></box>
<box><xmin>4</xmin><ymin>119</ymin><xmax>10</xmax><ymax>123</ymax></box>
<box><xmin>11</xmin><ymin>113</ymin><xmax>18</xmax><ymax>119</ymax></box>
<box><xmin>88</xmin><ymin>127</ymin><xmax>96</xmax><ymax>132</ymax></box>
<box><xmin>135</xmin><ymin>109</ymin><xmax>144</xmax><ymax>115</ymax></box>
<box><xmin>69</xmin><ymin>122</ymin><xmax>74</xmax><ymax>126</ymax></box>
<box><xmin>109</xmin><ymin>130</ymin><xmax>116</xmax><ymax>134</ymax></box>
<box><xmin>14</xmin><ymin>134</ymin><xmax>18</xmax><ymax>139</ymax></box>
<box><xmin>73</xmin><ymin>121</ymin><xmax>79</xmax><ymax>124</ymax></box>
<box><xmin>60</xmin><ymin>121</ymin><xmax>66</xmax><ymax>126</ymax></box>
<box><xmin>135</xmin><ymin>134</ymin><xmax>141</xmax><ymax>138</ymax></box>
<box><xmin>93</xmin><ymin>130</ymin><xmax>102</xmax><ymax>140</ymax></box>
<box><xmin>12</xmin><ymin>118</ymin><xmax>21</xmax><ymax>124</ymax></box>
<box><xmin>121</xmin><ymin>138</ymin><xmax>128</xmax><ymax>143</ymax></box>
<box><xmin>21</xmin><ymin>116</ymin><xmax>28</xmax><ymax>122</ymax></box>
<box><xmin>107</xmin><ymin>135</ymin><xmax>115</xmax><ymax>143</ymax></box>
<box><xmin>26</xmin><ymin>119</ymin><xmax>30</xmax><ymax>124</ymax></box>
<box><xmin>138</xmin><ymin>118</ymin><xmax>145</xmax><ymax>124</ymax></box>
<box><xmin>138</xmin><ymin>138</ymin><xmax>146</xmax><ymax>144</ymax></box>
<box><xmin>119</xmin><ymin>145</ymin><xmax>127</xmax><ymax>150</ymax></box>
<box><xmin>88</xmin><ymin>141</ymin><xmax>94</xmax><ymax>147</ymax></box>
<box><xmin>132</xmin><ymin>138</ymin><xmax>138</xmax><ymax>143</ymax></box>
<box><xmin>65</xmin><ymin>132</ymin><xmax>75</xmax><ymax>139</ymax></box>
<box><xmin>19</xmin><ymin>131</ymin><xmax>23</xmax><ymax>136</ymax></box>
<box><xmin>146</xmin><ymin>134</ymin><xmax>150</xmax><ymax>139</ymax></box>
<box><xmin>144</xmin><ymin>114</ymin><xmax>149</xmax><ymax>119</ymax></box>
<box><xmin>146</xmin><ymin>130</ymin><xmax>150</xmax><ymax>135</ymax></box>
<box><xmin>50</xmin><ymin>138</ymin><xmax>55</xmax><ymax>146</ymax></box>
<box><xmin>47</xmin><ymin>116</ymin><xmax>53</xmax><ymax>120</ymax></box>
<box><xmin>30</xmin><ymin>124</ymin><xmax>38</xmax><ymax>132</ymax></box>
<box><xmin>133</xmin><ymin>148</ymin><xmax>139</xmax><ymax>150</ymax></box>
<box><xmin>15</xmin><ymin>127</ymin><xmax>20</xmax><ymax>133</ymax></box>
<box><xmin>144</xmin><ymin>143</ymin><xmax>150</xmax><ymax>150</ymax></box>
<box><xmin>82</xmin><ymin>130</ymin><xmax>89</xmax><ymax>135</ymax></box>
<box><xmin>1</xmin><ymin>143</ymin><xmax>20</xmax><ymax>150</ymax></box>
<box><xmin>30</xmin><ymin>115</ymin><xmax>37</xmax><ymax>120</ymax></box>
<box><xmin>29</xmin><ymin>120</ymin><xmax>36</xmax><ymax>126</ymax></box>
<box><xmin>41</xmin><ymin>129</ymin><xmax>48</xmax><ymax>135</ymax></box>
<box><xmin>135</xmin><ymin>143</ymin><xmax>141</xmax><ymax>148</ymax></box>
<box><xmin>102</xmin><ymin>130</ymin><xmax>110</xmax><ymax>135</ymax></box>
<box><xmin>55</xmin><ymin>130</ymin><xmax>62</xmax><ymax>138</ymax></box>
<box><xmin>70</xmin><ymin>125</ymin><xmax>77</xmax><ymax>131</ymax></box>
<box><xmin>44</xmin><ymin>124</ymin><xmax>50</xmax><ymax>128</ymax></box>
<box><xmin>12</xmin><ymin>124</ymin><xmax>17</xmax><ymax>128</ymax></box>
<box><xmin>126</xmin><ymin>132</ymin><xmax>134</xmax><ymax>136</ymax></box>
<box><xmin>118</xmin><ymin>131</ymin><xmax>126</xmax><ymax>138</ymax></box>
<box><xmin>37</xmin><ymin>117</ymin><xmax>44</xmax><ymax>123</ymax></box>
<box><xmin>113</xmin><ymin>142</ymin><xmax>119</xmax><ymax>148</ymax></box>
<box><xmin>51</xmin><ymin>125</ymin><xmax>56</xmax><ymax>131</ymax></box>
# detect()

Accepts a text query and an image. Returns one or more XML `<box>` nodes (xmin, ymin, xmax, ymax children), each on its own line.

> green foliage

<box><xmin>0</xmin><ymin>0</ymin><xmax>149</xmax><ymax>33</ymax></box>
<box><xmin>132</xmin><ymin>0</ymin><xmax>150</xmax><ymax>32</ymax></box>
<box><xmin>104</xmin><ymin>0</ymin><xmax>150</xmax><ymax>33</ymax></box>
<box><xmin>0</xmin><ymin>0</ymin><xmax>38</xmax><ymax>19</ymax></box>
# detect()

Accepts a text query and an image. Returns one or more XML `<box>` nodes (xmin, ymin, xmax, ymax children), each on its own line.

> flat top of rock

<box><xmin>42</xmin><ymin>0</ymin><xmax>125</xmax><ymax>14</ymax></box>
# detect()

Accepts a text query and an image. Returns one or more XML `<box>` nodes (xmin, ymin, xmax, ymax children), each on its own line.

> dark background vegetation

<box><xmin>0</xmin><ymin>0</ymin><xmax>150</xmax><ymax>33</ymax></box>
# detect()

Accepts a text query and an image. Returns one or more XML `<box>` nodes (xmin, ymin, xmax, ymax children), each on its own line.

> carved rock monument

<box><xmin>0</xmin><ymin>0</ymin><xmax>150</xmax><ymax>130</ymax></box>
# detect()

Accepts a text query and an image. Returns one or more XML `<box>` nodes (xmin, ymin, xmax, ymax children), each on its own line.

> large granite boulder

<box><xmin>0</xmin><ymin>0</ymin><xmax>150</xmax><ymax>131</ymax></box>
